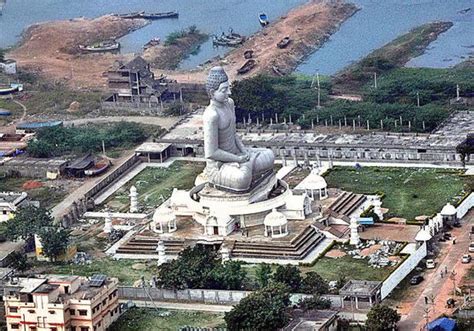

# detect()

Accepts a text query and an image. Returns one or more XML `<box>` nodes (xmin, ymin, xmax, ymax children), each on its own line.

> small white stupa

<box><xmin>130</xmin><ymin>186</ymin><xmax>139</xmax><ymax>213</ymax></box>
<box><xmin>264</xmin><ymin>209</ymin><xmax>289</xmax><ymax>238</ymax></box>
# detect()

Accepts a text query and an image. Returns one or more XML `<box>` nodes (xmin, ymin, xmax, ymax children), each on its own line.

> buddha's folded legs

<box><xmin>250</xmin><ymin>148</ymin><xmax>275</xmax><ymax>175</ymax></box>
<box><xmin>211</xmin><ymin>160</ymin><xmax>255</xmax><ymax>191</ymax></box>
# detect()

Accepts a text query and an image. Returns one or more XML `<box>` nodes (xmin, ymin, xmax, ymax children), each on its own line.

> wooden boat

<box><xmin>259</xmin><ymin>13</ymin><xmax>269</xmax><ymax>26</ymax></box>
<box><xmin>237</xmin><ymin>59</ymin><xmax>256</xmax><ymax>75</ymax></box>
<box><xmin>458</xmin><ymin>8</ymin><xmax>471</xmax><ymax>14</ymax></box>
<box><xmin>80</xmin><ymin>40</ymin><xmax>120</xmax><ymax>52</ymax></box>
<box><xmin>117</xmin><ymin>11</ymin><xmax>179</xmax><ymax>20</ymax></box>
<box><xmin>141</xmin><ymin>11</ymin><xmax>179</xmax><ymax>19</ymax></box>
<box><xmin>84</xmin><ymin>159</ymin><xmax>111</xmax><ymax>176</ymax></box>
<box><xmin>213</xmin><ymin>36</ymin><xmax>242</xmax><ymax>47</ymax></box>
<box><xmin>0</xmin><ymin>85</ymin><xmax>18</xmax><ymax>95</ymax></box>
<box><xmin>277</xmin><ymin>36</ymin><xmax>291</xmax><ymax>49</ymax></box>
<box><xmin>244</xmin><ymin>50</ymin><xmax>254</xmax><ymax>59</ymax></box>
<box><xmin>143</xmin><ymin>37</ymin><xmax>160</xmax><ymax>49</ymax></box>
<box><xmin>272</xmin><ymin>65</ymin><xmax>285</xmax><ymax>76</ymax></box>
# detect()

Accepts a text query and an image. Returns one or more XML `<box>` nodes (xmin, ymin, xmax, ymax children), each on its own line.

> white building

<box><xmin>0</xmin><ymin>192</ymin><xmax>27</xmax><ymax>222</ymax></box>
<box><xmin>0</xmin><ymin>60</ymin><xmax>17</xmax><ymax>75</ymax></box>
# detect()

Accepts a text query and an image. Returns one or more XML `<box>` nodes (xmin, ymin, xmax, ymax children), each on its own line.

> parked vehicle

<box><xmin>410</xmin><ymin>275</ymin><xmax>424</xmax><ymax>285</ymax></box>
<box><xmin>453</xmin><ymin>222</ymin><xmax>462</xmax><ymax>228</ymax></box>
<box><xmin>462</xmin><ymin>254</ymin><xmax>471</xmax><ymax>263</ymax></box>
<box><xmin>426</xmin><ymin>259</ymin><xmax>436</xmax><ymax>269</ymax></box>
<box><xmin>469</xmin><ymin>242</ymin><xmax>474</xmax><ymax>253</ymax></box>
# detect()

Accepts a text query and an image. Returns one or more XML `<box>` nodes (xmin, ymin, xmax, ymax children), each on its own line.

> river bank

<box><xmin>332</xmin><ymin>21</ymin><xmax>454</xmax><ymax>93</ymax></box>
<box><xmin>8</xmin><ymin>15</ymin><xmax>148</xmax><ymax>89</ymax></box>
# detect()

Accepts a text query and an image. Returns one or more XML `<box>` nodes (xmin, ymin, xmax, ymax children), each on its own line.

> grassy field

<box><xmin>0</xmin><ymin>176</ymin><xmax>68</xmax><ymax>209</ymax></box>
<box><xmin>104</xmin><ymin>161</ymin><xmax>205</xmax><ymax>212</ymax></box>
<box><xmin>300</xmin><ymin>255</ymin><xmax>394</xmax><ymax>282</ymax></box>
<box><xmin>109</xmin><ymin>308</ymin><xmax>225</xmax><ymax>331</ymax></box>
<box><xmin>324</xmin><ymin>166</ymin><xmax>470</xmax><ymax>221</ymax></box>
<box><xmin>35</xmin><ymin>258</ymin><xmax>157</xmax><ymax>286</ymax></box>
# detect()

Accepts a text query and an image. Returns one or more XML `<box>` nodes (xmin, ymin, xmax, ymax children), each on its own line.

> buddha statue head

<box><xmin>206</xmin><ymin>66</ymin><xmax>231</xmax><ymax>103</ymax></box>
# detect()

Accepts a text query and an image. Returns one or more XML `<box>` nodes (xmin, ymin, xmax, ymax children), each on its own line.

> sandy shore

<box><xmin>8</xmin><ymin>0</ymin><xmax>357</xmax><ymax>89</ymax></box>
<box><xmin>8</xmin><ymin>15</ymin><xmax>147</xmax><ymax>89</ymax></box>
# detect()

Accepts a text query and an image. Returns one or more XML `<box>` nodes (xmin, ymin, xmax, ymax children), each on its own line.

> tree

<box><xmin>38</xmin><ymin>227</ymin><xmax>70</xmax><ymax>262</ymax></box>
<box><xmin>209</xmin><ymin>261</ymin><xmax>247</xmax><ymax>290</ymax></box>
<box><xmin>255</xmin><ymin>263</ymin><xmax>272</xmax><ymax>288</ymax></box>
<box><xmin>365</xmin><ymin>304</ymin><xmax>400</xmax><ymax>331</ymax></box>
<box><xmin>301</xmin><ymin>272</ymin><xmax>329</xmax><ymax>295</ymax></box>
<box><xmin>273</xmin><ymin>265</ymin><xmax>302</xmax><ymax>292</ymax></box>
<box><xmin>9</xmin><ymin>251</ymin><xmax>29</xmax><ymax>272</ymax></box>
<box><xmin>225</xmin><ymin>282</ymin><xmax>291</xmax><ymax>331</ymax></box>
<box><xmin>157</xmin><ymin>246</ymin><xmax>220</xmax><ymax>289</ymax></box>
<box><xmin>0</xmin><ymin>49</ymin><xmax>4</xmax><ymax>62</ymax></box>
<box><xmin>298</xmin><ymin>295</ymin><xmax>331</xmax><ymax>311</ymax></box>
<box><xmin>456</xmin><ymin>133</ymin><xmax>474</xmax><ymax>167</ymax></box>
<box><xmin>5</xmin><ymin>206</ymin><xmax>54</xmax><ymax>241</ymax></box>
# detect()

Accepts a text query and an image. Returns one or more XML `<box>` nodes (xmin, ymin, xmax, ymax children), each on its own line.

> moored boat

<box><xmin>244</xmin><ymin>50</ymin><xmax>254</xmax><ymax>59</ymax></box>
<box><xmin>259</xmin><ymin>13</ymin><xmax>269</xmax><ymax>26</ymax></box>
<box><xmin>0</xmin><ymin>85</ymin><xmax>19</xmax><ymax>95</ymax></box>
<box><xmin>84</xmin><ymin>159</ymin><xmax>111</xmax><ymax>176</ymax></box>
<box><xmin>277</xmin><ymin>36</ymin><xmax>291</xmax><ymax>49</ymax></box>
<box><xmin>80</xmin><ymin>40</ymin><xmax>120</xmax><ymax>52</ymax></box>
<box><xmin>143</xmin><ymin>37</ymin><xmax>160</xmax><ymax>49</ymax></box>
<box><xmin>213</xmin><ymin>29</ymin><xmax>245</xmax><ymax>47</ymax></box>
<box><xmin>237</xmin><ymin>59</ymin><xmax>257</xmax><ymax>75</ymax></box>
<box><xmin>116</xmin><ymin>11</ymin><xmax>179</xmax><ymax>20</ymax></box>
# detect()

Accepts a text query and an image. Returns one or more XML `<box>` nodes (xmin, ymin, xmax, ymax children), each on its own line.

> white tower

<box><xmin>130</xmin><ymin>185</ymin><xmax>139</xmax><ymax>213</ymax></box>
<box><xmin>350</xmin><ymin>217</ymin><xmax>360</xmax><ymax>246</ymax></box>
<box><xmin>156</xmin><ymin>241</ymin><xmax>166</xmax><ymax>266</ymax></box>
<box><xmin>373</xmin><ymin>197</ymin><xmax>383</xmax><ymax>221</ymax></box>
<box><xmin>104</xmin><ymin>212</ymin><xmax>113</xmax><ymax>234</ymax></box>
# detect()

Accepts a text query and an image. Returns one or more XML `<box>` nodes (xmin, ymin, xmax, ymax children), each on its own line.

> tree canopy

<box><xmin>38</xmin><ymin>227</ymin><xmax>70</xmax><ymax>261</ymax></box>
<box><xmin>5</xmin><ymin>205</ymin><xmax>54</xmax><ymax>241</ymax></box>
<box><xmin>224</xmin><ymin>282</ymin><xmax>291</xmax><ymax>331</ymax></box>
<box><xmin>300</xmin><ymin>271</ymin><xmax>329</xmax><ymax>295</ymax></box>
<box><xmin>272</xmin><ymin>265</ymin><xmax>302</xmax><ymax>292</ymax></box>
<box><xmin>365</xmin><ymin>304</ymin><xmax>400</xmax><ymax>331</ymax></box>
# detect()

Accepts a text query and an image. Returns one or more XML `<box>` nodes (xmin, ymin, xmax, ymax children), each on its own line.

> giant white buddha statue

<box><xmin>202</xmin><ymin>66</ymin><xmax>275</xmax><ymax>192</ymax></box>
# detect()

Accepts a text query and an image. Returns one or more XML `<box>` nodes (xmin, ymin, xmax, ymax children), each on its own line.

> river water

<box><xmin>0</xmin><ymin>0</ymin><xmax>472</xmax><ymax>75</ymax></box>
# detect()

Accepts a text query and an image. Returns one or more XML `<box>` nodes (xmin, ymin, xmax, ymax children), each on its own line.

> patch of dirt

<box><xmin>326</xmin><ymin>249</ymin><xmax>347</xmax><ymax>258</ymax></box>
<box><xmin>360</xmin><ymin>244</ymin><xmax>382</xmax><ymax>257</ymax></box>
<box><xmin>22</xmin><ymin>180</ymin><xmax>43</xmax><ymax>190</ymax></box>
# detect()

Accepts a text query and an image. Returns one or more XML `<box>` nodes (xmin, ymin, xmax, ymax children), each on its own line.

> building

<box><xmin>1</xmin><ymin>158</ymin><xmax>68</xmax><ymax>179</ymax></box>
<box><xmin>3</xmin><ymin>275</ymin><xmax>120</xmax><ymax>331</ymax></box>
<box><xmin>0</xmin><ymin>192</ymin><xmax>27</xmax><ymax>222</ymax></box>
<box><xmin>0</xmin><ymin>60</ymin><xmax>17</xmax><ymax>75</ymax></box>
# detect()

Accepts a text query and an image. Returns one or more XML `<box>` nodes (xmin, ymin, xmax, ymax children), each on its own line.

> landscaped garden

<box><xmin>324</xmin><ymin>166</ymin><xmax>471</xmax><ymax>221</ymax></box>
<box><xmin>109</xmin><ymin>308</ymin><xmax>225</xmax><ymax>331</ymax></box>
<box><xmin>104</xmin><ymin>161</ymin><xmax>205</xmax><ymax>211</ymax></box>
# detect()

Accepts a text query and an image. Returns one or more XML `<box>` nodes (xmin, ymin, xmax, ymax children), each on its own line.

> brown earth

<box><xmin>8</xmin><ymin>15</ymin><xmax>148</xmax><ymax>89</ymax></box>
<box><xmin>8</xmin><ymin>1</ymin><xmax>357</xmax><ymax>89</ymax></box>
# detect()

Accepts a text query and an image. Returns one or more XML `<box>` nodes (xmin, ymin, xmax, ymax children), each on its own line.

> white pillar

<box><xmin>104</xmin><ymin>212</ymin><xmax>113</xmax><ymax>234</ymax></box>
<box><xmin>130</xmin><ymin>186</ymin><xmax>139</xmax><ymax>213</ymax></box>
<box><xmin>221</xmin><ymin>246</ymin><xmax>230</xmax><ymax>263</ymax></box>
<box><xmin>157</xmin><ymin>241</ymin><xmax>166</xmax><ymax>266</ymax></box>
<box><xmin>350</xmin><ymin>217</ymin><xmax>360</xmax><ymax>246</ymax></box>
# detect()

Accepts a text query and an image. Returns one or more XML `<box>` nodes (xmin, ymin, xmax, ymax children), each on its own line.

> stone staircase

<box><xmin>327</xmin><ymin>191</ymin><xmax>366</xmax><ymax>222</ymax></box>
<box><xmin>115</xmin><ymin>237</ymin><xmax>186</xmax><ymax>256</ymax></box>
<box><xmin>229</xmin><ymin>225</ymin><xmax>325</xmax><ymax>260</ymax></box>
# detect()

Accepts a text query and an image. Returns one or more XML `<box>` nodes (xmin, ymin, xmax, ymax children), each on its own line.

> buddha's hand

<box><xmin>237</xmin><ymin>153</ymin><xmax>250</xmax><ymax>163</ymax></box>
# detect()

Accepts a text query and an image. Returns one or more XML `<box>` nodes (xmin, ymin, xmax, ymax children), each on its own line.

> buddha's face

<box><xmin>211</xmin><ymin>81</ymin><xmax>231</xmax><ymax>103</ymax></box>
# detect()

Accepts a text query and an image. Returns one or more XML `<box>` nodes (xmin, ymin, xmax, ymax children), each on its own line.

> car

<box><xmin>444</xmin><ymin>232</ymin><xmax>452</xmax><ymax>240</ymax></box>
<box><xmin>426</xmin><ymin>259</ymin><xmax>436</xmax><ymax>269</ymax></box>
<box><xmin>453</xmin><ymin>222</ymin><xmax>462</xmax><ymax>228</ymax></box>
<box><xmin>469</xmin><ymin>243</ymin><xmax>474</xmax><ymax>253</ymax></box>
<box><xmin>410</xmin><ymin>275</ymin><xmax>424</xmax><ymax>285</ymax></box>
<box><xmin>462</xmin><ymin>254</ymin><xmax>472</xmax><ymax>264</ymax></box>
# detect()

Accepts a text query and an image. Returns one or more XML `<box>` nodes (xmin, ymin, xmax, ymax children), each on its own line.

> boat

<box><xmin>80</xmin><ymin>40</ymin><xmax>120</xmax><ymax>52</ymax></box>
<box><xmin>212</xmin><ymin>29</ymin><xmax>245</xmax><ymax>47</ymax></box>
<box><xmin>244</xmin><ymin>50</ymin><xmax>254</xmax><ymax>59</ymax></box>
<box><xmin>0</xmin><ymin>84</ymin><xmax>19</xmax><ymax>95</ymax></box>
<box><xmin>259</xmin><ymin>13</ymin><xmax>269</xmax><ymax>26</ymax></box>
<box><xmin>0</xmin><ymin>110</ymin><xmax>11</xmax><ymax>116</ymax></box>
<box><xmin>143</xmin><ymin>37</ymin><xmax>160</xmax><ymax>50</ymax></box>
<box><xmin>458</xmin><ymin>8</ymin><xmax>471</xmax><ymax>14</ymax></box>
<box><xmin>237</xmin><ymin>59</ymin><xmax>257</xmax><ymax>75</ymax></box>
<box><xmin>116</xmin><ymin>11</ymin><xmax>179</xmax><ymax>20</ymax></box>
<box><xmin>277</xmin><ymin>36</ymin><xmax>291</xmax><ymax>49</ymax></box>
<box><xmin>84</xmin><ymin>159</ymin><xmax>111</xmax><ymax>176</ymax></box>
<box><xmin>141</xmin><ymin>11</ymin><xmax>179</xmax><ymax>19</ymax></box>
<box><xmin>272</xmin><ymin>65</ymin><xmax>285</xmax><ymax>76</ymax></box>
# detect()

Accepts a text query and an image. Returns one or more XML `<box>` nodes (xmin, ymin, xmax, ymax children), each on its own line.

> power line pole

<box><xmin>373</xmin><ymin>72</ymin><xmax>377</xmax><ymax>89</ymax></box>
<box><xmin>316</xmin><ymin>72</ymin><xmax>321</xmax><ymax>109</ymax></box>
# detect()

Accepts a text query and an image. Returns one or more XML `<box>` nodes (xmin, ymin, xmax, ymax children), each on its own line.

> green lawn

<box><xmin>104</xmin><ymin>161</ymin><xmax>205</xmax><ymax>212</ymax></box>
<box><xmin>109</xmin><ymin>308</ymin><xmax>225</xmax><ymax>331</ymax></box>
<box><xmin>0</xmin><ymin>176</ymin><xmax>67</xmax><ymax>209</ymax></box>
<box><xmin>300</xmin><ymin>255</ymin><xmax>395</xmax><ymax>282</ymax></box>
<box><xmin>35</xmin><ymin>258</ymin><xmax>157</xmax><ymax>286</ymax></box>
<box><xmin>324</xmin><ymin>166</ymin><xmax>470</xmax><ymax>221</ymax></box>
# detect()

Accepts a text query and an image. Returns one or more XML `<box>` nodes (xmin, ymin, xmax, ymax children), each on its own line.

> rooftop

<box><xmin>339</xmin><ymin>279</ymin><xmax>382</xmax><ymax>296</ymax></box>
<box><xmin>135</xmin><ymin>142</ymin><xmax>172</xmax><ymax>154</ymax></box>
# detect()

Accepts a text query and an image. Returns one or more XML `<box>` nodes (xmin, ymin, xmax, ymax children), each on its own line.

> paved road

<box><xmin>398</xmin><ymin>211</ymin><xmax>473</xmax><ymax>330</ymax></box>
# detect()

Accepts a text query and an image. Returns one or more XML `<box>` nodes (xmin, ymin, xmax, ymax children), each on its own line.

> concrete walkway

<box><xmin>119</xmin><ymin>299</ymin><xmax>232</xmax><ymax>312</ymax></box>
<box><xmin>398</xmin><ymin>211</ymin><xmax>473</xmax><ymax>330</ymax></box>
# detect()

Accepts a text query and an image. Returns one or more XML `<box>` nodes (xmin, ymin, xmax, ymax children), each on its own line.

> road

<box><xmin>398</xmin><ymin>211</ymin><xmax>473</xmax><ymax>330</ymax></box>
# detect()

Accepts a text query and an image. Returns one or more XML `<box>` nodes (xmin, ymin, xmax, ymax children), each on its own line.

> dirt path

<box><xmin>64</xmin><ymin>115</ymin><xmax>181</xmax><ymax>129</ymax></box>
<box><xmin>12</xmin><ymin>99</ymin><xmax>27</xmax><ymax>121</ymax></box>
